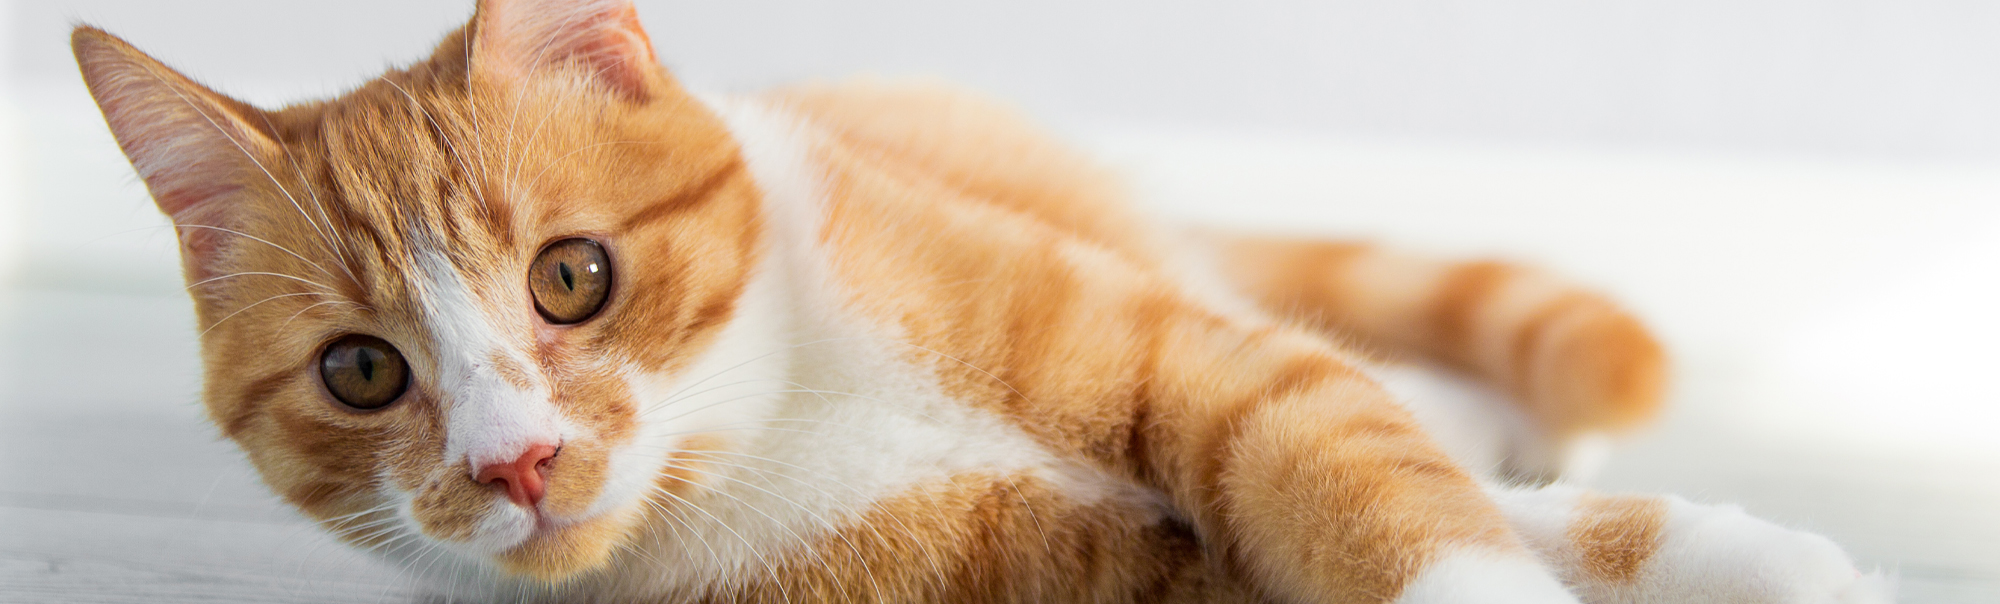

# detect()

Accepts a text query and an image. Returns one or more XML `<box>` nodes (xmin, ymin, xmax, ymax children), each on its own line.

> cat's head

<box><xmin>73</xmin><ymin>0</ymin><xmax>763</xmax><ymax>580</ymax></box>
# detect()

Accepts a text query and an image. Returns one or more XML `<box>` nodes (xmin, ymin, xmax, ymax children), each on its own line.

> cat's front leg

<box><xmin>1491</xmin><ymin>485</ymin><xmax>1894</xmax><ymax>604</ymax></box>
<box><xmin>1130</xmin><ymin>319</ymin><xmax>1585</xmax><ymax>603</ymax></box>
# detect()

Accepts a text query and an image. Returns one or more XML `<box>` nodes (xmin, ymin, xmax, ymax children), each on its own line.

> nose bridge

<box><xmin>444</xmin><ymin>353</ymin><xmax>564</xmax><ymax>471</ymax></box>
<box><xmin>410</xmin><ymin>247</ymin><xmax>565</xmax><ymax>472</ymax></box>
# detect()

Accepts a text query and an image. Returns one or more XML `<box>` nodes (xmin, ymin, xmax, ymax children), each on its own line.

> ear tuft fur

<box><xmin>471</xmin><ymin>0</ymin><xmax>661</xmax><ymax>101</ymax></box>
<box><xmin>72</xmin><ymin>26</ymin><xmax>277</xmax><ymax>222</ymax></box>
<box><xmin>72</xmin><ymin>25</ymin><xmax>282</xmax><ymax>277</ymax></box>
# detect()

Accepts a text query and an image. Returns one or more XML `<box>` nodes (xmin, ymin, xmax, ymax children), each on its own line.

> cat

<box><xmin>71</xmin><ymin>0</ymin><xmax>1891</xmax><ymax>602</ymax></box>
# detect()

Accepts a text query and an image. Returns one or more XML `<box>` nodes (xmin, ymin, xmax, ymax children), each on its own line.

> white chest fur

<box><xmin>580</xmin><ymin>95</ymin><xmax>1126</xmax><ymax>597</ymax></box>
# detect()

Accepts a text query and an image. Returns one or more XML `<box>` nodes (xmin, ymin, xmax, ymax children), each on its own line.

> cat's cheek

<box><xmin>575</xmin><ymin>431</ymin><xmax>662</xmax><ymax>520</ymax></box>
<box><xmin>535</xmin><ymin>435</ymin><xmax>614</xmax><ymax>519</ymax></box>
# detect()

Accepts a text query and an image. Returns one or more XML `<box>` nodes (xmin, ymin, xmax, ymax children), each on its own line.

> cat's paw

<box><xmin>1595</xmin><ymin>497</ymin><xmax>1896</xmax><ymax>604</ymax></box>
<box><xmin>1393</xmin><ymin>552</ymin><xmax>1583</xmax><ymax>604</ymax></box>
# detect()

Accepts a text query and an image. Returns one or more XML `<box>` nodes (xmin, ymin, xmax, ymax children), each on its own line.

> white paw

<box><xmin>1394</xmin><ymin>552</ymin><xmax>1582</xmax><ymax>604</ymax></box>
<box><xmin>1616</xmin><ymin>498</ymin><xmax>1896</xmax><ymax>604</ymax></box>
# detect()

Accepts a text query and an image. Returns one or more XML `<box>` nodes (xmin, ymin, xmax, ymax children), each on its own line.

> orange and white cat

<box><xmin>73</xmin><ymin>1</ymin><xmax>1890</xmax><ymax>602</ymax></box>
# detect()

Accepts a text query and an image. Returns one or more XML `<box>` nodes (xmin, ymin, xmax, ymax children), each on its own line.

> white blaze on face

<box><xmin>412</xmin><ymin>248</ymin><xmax>570</xmax><ymax>475</ymax></box>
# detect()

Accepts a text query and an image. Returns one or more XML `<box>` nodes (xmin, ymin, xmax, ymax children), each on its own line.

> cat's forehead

<box><xmin>271</xmin><ymin>83</ymin><xmax>517</xmax><ymax>261</ymax></box>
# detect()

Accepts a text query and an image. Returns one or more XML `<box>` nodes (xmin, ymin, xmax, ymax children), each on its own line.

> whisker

<box><xmin>319</xmin><ymin>501</ymin><xmax>402</xmax><ymax>525</ymax></box>
<box><xmin>648</xmin><ymin>483</ymin><xmax>794</xmax><ymax>602</ymax></box>
<box><xmin>460</xmin><ymin>30</ymin><xmax>489</xmax><ymax>198</ymax></box>
<box><xmin>199</xmin><ymin>291</ymin><xmax>323</xmax><ymax>338</ymax></box>
<box><xmin>661</xmin><ymin>459</ymin><xmax>888</xmax><ymax>600</ymax></box>
<box><xmin>657</xmin><ymin>462</ymin><xmax>859</xmax><ymax>600</ymax></box>
<box><xmin>172</xmin><ymin>224</ymin><xmax>338</xmax><ymax>280</ymax></box>
<box><xmin>131</xmin><ymin>62</ymin><xmax>339</xmax><ymax>270</ymax></box>
<box><xmin>254</xmin><ymin>110</ymin><xmax>359</xmax><ymax>283</ymax></box>
<box><xmin>634</xmin><ymin>497</ymin><xmax>707</xmax><ymax>567</ymax></box>
<box><xmin>673</xmin><ymin>452</ymin><xmax>938</xmax><ymax>595</ymax></box>
<box><xmin>381</xmin><ymin>78</ymin><xmax>488</xmax><ymax>214</ymax></box>
<box><xmin>293</xmin><ymin>504</ymin><xmax>402</xmax><ymax>578</ymax></box>
<box><xmin>522</xmin><ymin>140</ymin><xmax>658</xmax><ymax>195</ymax></box>
<box><xmin>641</xmin><ymin>388</ymin><xmax>839</xmax><ymax>422</ymax></box>
<box><xmin>652</xmin><ymin>337</ymin><xmax>864</xmax><ymax>406</ymax></box>
<box><xmin>636</xmin><ymin>348</ymin><xmax>1060</xmax><ymax>559</ymax></box>
<box><xmin>508</xmin><ymin>64</ymin><xmax>613</xmax><ymax>193</ymax></box>
<box><xmin>374</xmin><ymin>538</ymin><xmax>440</xmax><ymax>602</ymax></box>
<box><xmin>246</xmin><ymin>110</ymin><xmax>349</xmax><ymax>271</ymax></box>
<box><xmin>283</xmin><ymin>299</ymin><xmax>363</xmax><ymax>328</ymax></box>
<box><xmin>186</xmin><ymin>270</ymin><xmax>336</xmax><ymax>293</ymax></box>
<box><xmin>323</xmin><ymin>512</ymin><xmax>404</xmax><ymax>540</ymax></box>
<box><xmin>681</xmin><ymin>447</ymin><xmax>952</xmax><ymax>589</ymax></box>
<box><xmin>500</xmin><ymin>7</ymin><xmax>596</xmax><ymax>186</ymax></box>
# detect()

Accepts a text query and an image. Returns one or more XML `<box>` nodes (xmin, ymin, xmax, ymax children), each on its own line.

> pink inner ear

<box><xmin>477</xmin><ymin>0</ymin><xmax>659</xmax><ymax>101</ymax></box>
<box><xmin>75</xmin><ymin>27</ymin><xmax>288</xmax><ymax>286</ymax></box>
<box><xmin>91</xmin><ymin>74</ymin><xmax>269</xmax><ymax>273</ymax></box>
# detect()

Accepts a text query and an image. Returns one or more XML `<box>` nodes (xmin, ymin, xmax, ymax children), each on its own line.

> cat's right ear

<box><xmin>469</xmin><ymin>0</ymin><xmax>666</xmax><ymax>102</ymax></box>
<box><xmin>71</xmin><ymin>26</ymin><xmax>280</xmax><ymax>238</ymax></box>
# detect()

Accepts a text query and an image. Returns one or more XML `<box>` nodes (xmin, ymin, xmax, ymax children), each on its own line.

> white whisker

<box><xmin>676</xmin><ymin>451</ymin><xmax>946</xmax><ymax>594</ymax></box>
<box><xmin>522</xmin><ymin>140</ymin><xmax>657</xmax><ymax>195</ymax></box>
<box><xmin>658</xmin><ymin>462</ymin><xmax>856</xmax><ymax>600</ymax></box>
<box><xmin>199</xmin><ymin>291</ymin><xmax>323</xmax><ymax>338</ymax></box>
<box><xmin>186</xmin><ymin>270</ymin><xmax>336</xmax><ymax>293</ymax></box>
<box><xmin>681</xmin><ymin>447</ymin><xmax>952</xmax><ymax>590</ymax></box>
<box><xmin>283</xmin><ymin>299</ymin><xmax>363</xmax><ymax>328</ymax></box>
<box><xmin>649</xmin><ymin>483</ymin><xmax>793</xmax><ymax>601</ymax></box>
<box><xmin>172</xmin><ymin>224</ymin><xmax>339</xmax><ymax>280</ymax></box>
<box><xmin>661</xmin><ymin>458</ymin><xmax>887</xmax><ymax>601</ymax></box>
<box><xmin>132</xmin><ymin>62</ymin><xmax>340</xmax><ymax>269</ymax></box>
<box><xmin>382</xmin><ymin>78</ymin><xmax>488</xmax><ymax>216</ymax></box>
<box><xmin>249</xmin><ymin>109</ymin><xmax>351</xmax><ymax>277</ymax></box>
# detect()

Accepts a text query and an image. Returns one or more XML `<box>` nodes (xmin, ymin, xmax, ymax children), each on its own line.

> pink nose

<box><xmin>474</xmin><ymin>443</ymin><xmax>559</xmax><ymax>508</ymax></box>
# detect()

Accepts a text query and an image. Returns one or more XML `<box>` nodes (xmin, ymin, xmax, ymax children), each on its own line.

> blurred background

<box><xmin>3</xmin><ymin>1</ymin><xmax>1997</xmax><ymax>602</ymax></box>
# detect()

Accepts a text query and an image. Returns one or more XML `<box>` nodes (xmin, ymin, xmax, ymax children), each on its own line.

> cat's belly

<box><xmin>610</xmin><ymin>350</ymin><xmax>1209</xmax><ymax>601</ymax></box>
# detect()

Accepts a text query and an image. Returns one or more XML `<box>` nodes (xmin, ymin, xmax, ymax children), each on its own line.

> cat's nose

<box><xmin>474</xmin><ymin>443</ymin><xmax>559</xmax><ymax>508</ymax></box>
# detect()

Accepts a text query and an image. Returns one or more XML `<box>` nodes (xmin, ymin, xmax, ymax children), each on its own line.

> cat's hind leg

<box><xmin>1492</xmin><ymin>485</ymin><xmax>1894</xmax><ymax>604</ymax></box>
<box><xmin>1369</xmin><ymin>361</ymin><xmax>1615</xmax><ymax>485</ymax></box>
<box><xmin>1205</xmin><ymin>234</ymin><xmax>1667</xmax><ymax>483</ymax></box>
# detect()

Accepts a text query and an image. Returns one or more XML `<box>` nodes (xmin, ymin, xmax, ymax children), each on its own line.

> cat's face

<box><xmin>75</xmin><ymin>0</ymin><xmax>761</xmax><ymax>580</ymax></box>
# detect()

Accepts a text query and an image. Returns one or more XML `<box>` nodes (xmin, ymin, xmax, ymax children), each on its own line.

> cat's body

<box><xmin>72</xmin><ymin>1</ymin><xmax>1890</xmax><ymax>602</ymax></box>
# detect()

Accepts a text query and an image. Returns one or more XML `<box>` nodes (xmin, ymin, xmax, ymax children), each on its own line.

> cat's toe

<box><xmin>1629</xmin><ymin>499</ymin><xmax>1895</xmax><ymax>604</ymax></box>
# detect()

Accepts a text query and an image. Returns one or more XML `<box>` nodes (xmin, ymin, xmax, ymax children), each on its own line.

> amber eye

<box><xmin>319</xmin><ymin>335</ymin><xmax>410</xmax><ymax>410</ymax></box>
<box><xmin>529</xmin><ymin>238</ymin><xmax>613</xmax><ymax>324</ymax></box>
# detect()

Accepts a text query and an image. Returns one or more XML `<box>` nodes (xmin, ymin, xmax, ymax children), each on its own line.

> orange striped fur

<box><xmin>73</xmin><ymin>2</ymin><xmax>1890</xmax><ymax>603</ymax></box>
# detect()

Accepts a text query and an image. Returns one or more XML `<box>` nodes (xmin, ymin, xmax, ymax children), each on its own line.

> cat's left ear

<box><xmin>471</xmin><ymin>0</ymin><xmax>665</xmax><ymax>101</ymax></box>
<box><xmin>72</xmin><ymin>26</ymin><xmax>284</xmax><ymax>280</ymax></box>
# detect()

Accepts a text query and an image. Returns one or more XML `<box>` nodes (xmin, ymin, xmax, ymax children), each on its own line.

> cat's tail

<box><xmin>1203</xmin><ymin>233</ymin><xmax>1668</xmax><ymax>446</ymax></box>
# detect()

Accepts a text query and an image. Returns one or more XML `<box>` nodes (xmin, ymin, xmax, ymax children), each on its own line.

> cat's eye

<box><xmin>529</xmin><ymin>238</ymin><xmax>613</xmax><ymax>325</ymax></box>
<box><xmin>319</xmin><ymin>335</ymin><xmax>410</xmax><ymax>411</ymax></box>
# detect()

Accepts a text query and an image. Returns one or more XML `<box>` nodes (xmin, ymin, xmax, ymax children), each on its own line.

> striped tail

<box><xmin>1208</xmin><ymin>234</ymin><xmax>1668</xmax><ymax>441</ymax></box>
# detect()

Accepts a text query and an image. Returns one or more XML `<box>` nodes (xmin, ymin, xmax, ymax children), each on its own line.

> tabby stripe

<box><xmin>1427</xmin><ymin>260</ymin><xmax>1513</xmax><ymax>365</ymax></box>
<box><xmin>619</xmin><ymin>158</ymin><xmax>745</xmax><ymax>232</ymax></box>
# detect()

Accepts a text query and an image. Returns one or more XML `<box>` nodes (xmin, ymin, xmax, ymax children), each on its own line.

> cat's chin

<box><xmin>492</xmin><ymin>505</ymin><xmax>643</xmax><ymax>582</ymax></box>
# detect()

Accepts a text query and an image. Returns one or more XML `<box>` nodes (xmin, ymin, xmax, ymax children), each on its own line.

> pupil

<box><xmin>559</xmin><ymin>262</ymin><xmax>575</xmax><ymax>291</ymax></box>
<box><xmin>358</xmin><ymin>349</ymin><xmax>376</xmax><ymax>381</ymax></box>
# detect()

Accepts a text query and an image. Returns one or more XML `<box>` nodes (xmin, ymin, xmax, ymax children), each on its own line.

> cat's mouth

<box><xmin>481</xmin><ymin>469</ymin><xmax>652</xmax><ymax>580</ymax></box>
<box><xmin>478</xmin><ymin>443</ymin><xmax>677</xmax><ymax>581</ymax></box>
<box><xmin>492</xmin><ymin>501</ymin><xmax>641</xmax><ymax>580</ymax></box>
